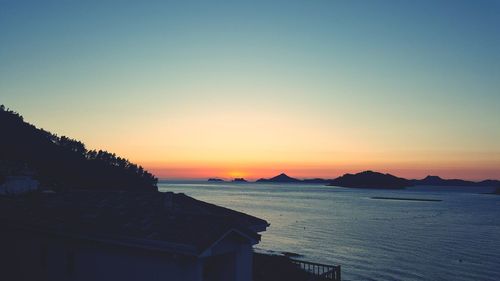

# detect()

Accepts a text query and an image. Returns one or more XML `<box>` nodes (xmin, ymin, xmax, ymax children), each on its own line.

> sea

<box><xmin>158</xmin><ymin>182</ymin><xmax>500</xmax><ymax>281</ymax></box>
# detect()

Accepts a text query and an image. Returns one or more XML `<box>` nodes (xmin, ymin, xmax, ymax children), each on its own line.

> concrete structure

<box><xmin>0</xmin><ymin>191</ymin><xmax>268</xmax><ymax>281</ymax></box>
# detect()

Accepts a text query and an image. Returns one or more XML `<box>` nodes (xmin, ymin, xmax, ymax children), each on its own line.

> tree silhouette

<box><xmin>0</xmin><ymin>105</ymin><xmax>158</xmax><ymax>192</ymax></box>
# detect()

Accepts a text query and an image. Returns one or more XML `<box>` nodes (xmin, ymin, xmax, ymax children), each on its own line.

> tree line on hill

<box><xmin>0</xmin><ymin>105</ymin><xmax>157</xmax><ymax>191</ymax></box>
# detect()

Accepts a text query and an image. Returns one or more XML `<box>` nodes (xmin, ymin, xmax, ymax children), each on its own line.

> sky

<box><xmin>1</xmin><ymin>0</ymin><xmax>499</xmax><ymax>180</ymax></box>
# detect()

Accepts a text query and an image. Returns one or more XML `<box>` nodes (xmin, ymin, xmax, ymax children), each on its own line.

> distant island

<box><xmin>255</xmin><ymin>171</ymin><xmax>411</xmax><ymax>189</ymax></box>
<box><xmin>208</xmin><ymin>178</ymin><xmax>224</xmax><ymax>182</ymax></box>
<box><xmin>233</xmin><ymin>178</ymin><xmax>248</xmax><ymax>182</ymax></box>
<box><xmin>253</xmin><ymin>171</ymin><xmax>500</xmax><ymax>189</ymax></box>
<box><xmin>0</xmin><ymin>105</ymin><xmax>157</xmax><ymax>192</ymax></box>
<box><xmin>256</xmin><ymin>173</ymin><xmax>333</xmax><ymax>184</ymax></box>
<box><xmin>328</xmin><ymin>171</ymin><xmax>411</xmax><ymax>189</ymax></box>
<box><xmin>256</xmin><ymin>173</ymin><xmax>301</xmax><ymax>183</ymax></box>
<box><xmin>409</xmin><ymin>175</ymin><xmax>500</xmax><ymax>187</ymax></box>
<box><xmin>302</xmin><ymin>178</ymin><xmax>333</xmax><ymax>184</ymax></box>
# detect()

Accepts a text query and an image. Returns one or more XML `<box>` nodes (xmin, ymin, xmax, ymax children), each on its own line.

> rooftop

<box><xmin>0</xmin><ymin>191</ymin><xmax>268</xmax><ymax>256</ymax></box>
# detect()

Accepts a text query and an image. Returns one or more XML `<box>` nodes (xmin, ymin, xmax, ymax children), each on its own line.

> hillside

<box><xmin>329</xmin><ymin>171</ymin><xmax>412</xmax><ymax>189</ymax></box>
<box><xmin>0</xmin><ymin>105</ymin><xmax>157</xmax><ymax>191</ymax></box>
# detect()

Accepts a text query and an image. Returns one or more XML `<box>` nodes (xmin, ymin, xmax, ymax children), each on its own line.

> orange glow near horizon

<box><xmin>229</xmin><ymin>171</ymin><xmax>250</xmax><ymax>179</ymax></box>
<box><xmin>141</xmin><ymin>159</ymin><xmax>500</xmax><ymax>181</ymax></box>
<box><xmin>71</xmin><ymin>106</ymin><xmax>499</xmax><ymax>181</ymax></box>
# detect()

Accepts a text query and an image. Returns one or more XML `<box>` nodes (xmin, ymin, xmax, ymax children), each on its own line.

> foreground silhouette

<box><xmin>0</xmin><ymin>105</ymin><xmax>157</xmax><ymax>191</ymax></box>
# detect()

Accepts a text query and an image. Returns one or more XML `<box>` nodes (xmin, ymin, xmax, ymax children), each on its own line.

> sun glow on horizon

<box><xmin>228</xmin><ymin>171</ymin><xmax>248</xmax><ymax>179</ymax></box>
<box><xmin>143</xmin><ymin>157</ymin><xmax>500</xmax><ymax>181</ymax></box>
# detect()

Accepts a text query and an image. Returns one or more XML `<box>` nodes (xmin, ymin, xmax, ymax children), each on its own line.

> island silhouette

<box><xmin>208</xmin><ymin>178</ymin><xmax>224</xmax><ymax>182</ymax></box>
<box><xmin>409</xmin><ymin>175</ymin><xmax>500</xmax><ymax>187</ymax></box>
<box><xmin>232</xmin><ymin>178</ymin><xmax>248</xmax><ymax>183</ymax></box>
<box><xmin>256</xmin><ymin>173</ymin><xmax>301</xmax><ymax>183</ymax></box>
<box><xmin>328</xmin><ymin>171</ymin><xmax>411</xmax><ymax>189</ymax></box>
<box><xmin>243</xmin><ymin>171</ymin><xmax>500</xmax><ymax>189</ymax></box>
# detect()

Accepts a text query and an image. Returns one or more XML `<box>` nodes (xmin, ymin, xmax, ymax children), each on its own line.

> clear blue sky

<box><xmin>1</xmin><ymin>0</ymin><xmax>499</xmax><ymax>179</ymax></box>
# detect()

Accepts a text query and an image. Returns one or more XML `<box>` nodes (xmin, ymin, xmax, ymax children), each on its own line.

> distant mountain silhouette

<box><xmin>410</xmin><ymin>175</ymin><xmax>472</xmax><ymax>186</ymax></box>
<box><xmin>232</xmin><ymin>178</ymin><xmax>247</xmax><ymax>182</ymax></box>
<box><xmin>411</xmin><ymin>175</ymin><xmax>500</xmax><ymax>187</ymax></box>
<box><xmin>256</xmin><ymin>173</ymin><xmax>301</xmax><ymax>183</ymax></box>
<box><xmin>254</xmin><ymin>171</ymin><xmax>500</xmax><ymax>188</ymax></box>
<box><xmin>329</xmin><ymin>171</ymin><xmax>412</xmax><ymax>189</ymax></box>
<box><xmin>480</xmin><ymin>179</ymin><xmax>500</xmax><ymax>187</ymax></box>
<box><xmin>0</xmin><ymin>105</ymin><xmax>157</xmax><ymax>191</ymax></box>
<box><xmin>208</xmin><ymin>178</ymin><xmax>224</xmax><ymax>182</ymax></box>
<box><xmin>302</xmin><ymin>178</ymin><xmax>334</xmax><ymax>184</ymax></box>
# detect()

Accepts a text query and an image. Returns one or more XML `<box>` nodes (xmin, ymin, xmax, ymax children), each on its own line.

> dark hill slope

<box><xmin>0</xmin><ymin>105</ymin><xmax>157</xmax><ymax>191</ymax></box>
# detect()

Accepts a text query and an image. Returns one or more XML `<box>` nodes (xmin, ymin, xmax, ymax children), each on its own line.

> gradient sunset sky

<box><xmin>1</xmin><ymin>0</ymin><xmax>499</xmax><ymax>180</ymax></box>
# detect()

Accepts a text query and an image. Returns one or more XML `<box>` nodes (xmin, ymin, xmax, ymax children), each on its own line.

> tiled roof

<box><xmin>0</xmin><ymin>191</ymin><xmax>268</xmax><ymax>256</ymax></box>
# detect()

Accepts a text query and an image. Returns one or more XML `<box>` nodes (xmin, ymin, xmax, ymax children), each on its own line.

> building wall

<box><xmin>0</xmin><ymin>229</ymin><xmax>203</xmax><ymax>281</ymax></box>
<box><xmin>71</xmin><ymin>242</ymin><xmax>203</xmax><ymax>281</ymax></box>
<box><xmin>0</xmin><ymin>228</ymin><xmax>256</xmax><ymax>281</ymax></box>
<box><xmin>234</xmin><ymin>243</ymin><xmax>253</xmax><ymax>281</ymax></box>
<box><xmin>200</xmin><ymin>232</ymin><xmax>254</xmax><ymax>281</ymax></box>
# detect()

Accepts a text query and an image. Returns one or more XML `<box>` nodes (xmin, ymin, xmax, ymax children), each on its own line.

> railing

<box><xmin>291</xmin><ymin>259</ymin><xmax>341</xmax><ymax>281</ymax></box>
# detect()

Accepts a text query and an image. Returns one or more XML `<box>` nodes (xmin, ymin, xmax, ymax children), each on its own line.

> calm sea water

<box><xmin>158</xmin><ymin>182</ymin><xmax>500</xmax><ymax>281</ymax></box>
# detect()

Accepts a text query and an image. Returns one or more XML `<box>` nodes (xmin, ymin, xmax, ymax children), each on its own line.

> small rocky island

<box><xmin>329</xmin><ymin>170</ymin><xmax>412</xmax><ymax>189</ymax></box>
<box><xmin>232</xmin><ymin>178</ymin><xmax>248</xmax><ymax>182</ymax></box>
<box><xmin>208</xmin><ymin>178</ymin><xmax>224</xmax><ymax>182</ymax></box>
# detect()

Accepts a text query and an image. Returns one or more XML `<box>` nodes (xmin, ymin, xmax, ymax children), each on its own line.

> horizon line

<box><xmin>155</xmin><ymin>171</ymin><xmax>500</xmax><ymax>182</ymax></box>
